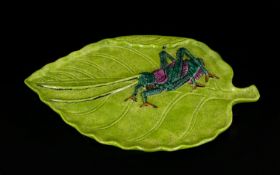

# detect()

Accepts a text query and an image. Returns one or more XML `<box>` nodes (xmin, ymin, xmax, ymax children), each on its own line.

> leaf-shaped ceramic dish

<box><xmin>25</xmin><ymin>35</ymin><xmax>260</xmax><ymax>151</ymax></box>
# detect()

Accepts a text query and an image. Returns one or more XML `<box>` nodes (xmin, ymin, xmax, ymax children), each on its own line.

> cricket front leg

<box><xmin>173</xmin><ymin>76</ymin><xmax>204</xmax><ymax>90</ymax></box>
<box><xmin>190</xmin><ymin>78</ymin><xmax>205</xmax><ymax>89</ymax></box>
<box><xmin>209</xmin><ymin>72</ymin><xmax>219</xmax><ymax>79</ymax></box>
<box><xmin>140</xmin><ymin>87</ymin><xmax>165</xmax><ymax>108</ymax></box>
<box><xmin>124</xmin><ymin>84</ymin><xmax>142</xmax><ymax>102</ymax></box>
<box><xmin>204</xmin><ymin>71</ymin><xmax>219</xmax><ymax>82</ymax></box>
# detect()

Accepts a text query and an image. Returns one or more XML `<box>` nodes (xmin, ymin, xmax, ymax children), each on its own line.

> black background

<box><xmin>1</xmin><ymin>2</ymin><xmax>279</xmax><ymax>174</ymax></box>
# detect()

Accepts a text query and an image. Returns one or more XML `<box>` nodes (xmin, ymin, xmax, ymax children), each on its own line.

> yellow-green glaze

<box><xmin>25</xmin><ymin>35</ymin><xmax>260</xmax><ymax>151</ymax></box>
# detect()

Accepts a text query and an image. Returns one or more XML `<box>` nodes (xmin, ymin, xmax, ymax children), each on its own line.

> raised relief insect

<box><xmin>125</xmin><ymin>47</ymin><xmax>219</xmax><ymax>108</ymax></box>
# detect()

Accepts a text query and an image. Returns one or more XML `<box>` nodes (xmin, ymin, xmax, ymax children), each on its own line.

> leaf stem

<box><xmin>232</xmin><ymin>85</ymin><xmax>260</xmax><ymax>105</ymax></box>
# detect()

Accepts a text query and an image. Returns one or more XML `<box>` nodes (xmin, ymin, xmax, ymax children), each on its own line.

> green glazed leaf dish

<box><xmin>25</xmin><ymin>35</ymin><xmax>260</xmax><ymax>151</ymax></box>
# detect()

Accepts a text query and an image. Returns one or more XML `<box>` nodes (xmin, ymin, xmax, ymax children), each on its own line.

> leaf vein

<box><xmin>47</xmin><ymin>71</ymin><xmax>78</xmax><ymax>80</ymax></box>
<box><xmin>67</xmin><ymin>95</ymin><xmax>111</xmax><ymax>116</ymax></box>
<box><xmin>94</xmin><ymin>101</ymin><xmax>132</xmax><ymax>130</ymax></box>
<box><xmin>93</xmin><ymin>53</ymin><xmax>135</xmax><ymax>74</ymax></box>
<box><xmin>179</xmin><ymin>97</ymin><xmax>207</xmax><ymax>139</ymax></box>
<box><xmin>131</xmin><ymin>94</ymin><xmax>187</xmax><ymax>142</ymax></box>
<box><xmin>101</xmin><ymin>46</ymin><xmax>158</xmax><ymax>67</ymax></box>
<box><xmin>179</xmin><ymin>97</ymin><xmax>230</xmax><ymax>140</ymax></box>
<box><xmin>77</xmin><ymin>60</ymin><xmax>106</xmax><ymax>73</ymax></box>
<box><xmin>61</xmin><ymin>67</ymin><xmax>96</xmax><ymax>79</ymax></box>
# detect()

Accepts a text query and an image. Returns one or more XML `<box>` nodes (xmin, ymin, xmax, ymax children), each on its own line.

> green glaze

<box><xmin>25</xmin><ymin>35</ymin><xmax>260</xmax><ymax>151</ymax></box>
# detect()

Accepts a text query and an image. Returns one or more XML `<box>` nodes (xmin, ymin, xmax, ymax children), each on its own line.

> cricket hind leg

<box><xmin>167</xmin><ymin>48</ymin><xmax>185</xmax><ymax>82</ymax></box>
<box><xmin>141</xmin><ymin>87</ymin><xmax>165</xmax><ymax>108</ymax></box>
<box><xmin>159</xmin><ymin>50</ymin><xmax>176</xmax><ymax>69</ymax></box>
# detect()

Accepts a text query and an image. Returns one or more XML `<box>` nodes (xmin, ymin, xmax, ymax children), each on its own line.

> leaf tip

<box><xmin>24</xmin><ymin>77</ymin><xmax>31</xmax><ymax>88</ymax></box>
<box><xmin>24</xmin><ymin>75</ymin><xmax>37</xmax><ymax>93</ymax></box>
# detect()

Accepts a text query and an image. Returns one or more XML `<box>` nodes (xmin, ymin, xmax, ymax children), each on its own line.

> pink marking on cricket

<box><xmin>181</xmin><ymin>61</ymin><xmax>189</xmax><ymax>77</ymax></box>
<box><xmin>154</xmin><ymin>61</ymin><xmax>190</xmax><ymax>84</ymax></box>
<box><xmin>194</xmin><ymin>68</ymin><xmax>204</xmax><ymax>80</ymax></box>
<box><xmin>153</xmin><ymin>69</ymin><xmax>168</xmax><ymax>84</ymax></box>
<box><xmin>187</xmin><ymin>67</ymin><xmax>204</xmax><ymax>84</ymax></box>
